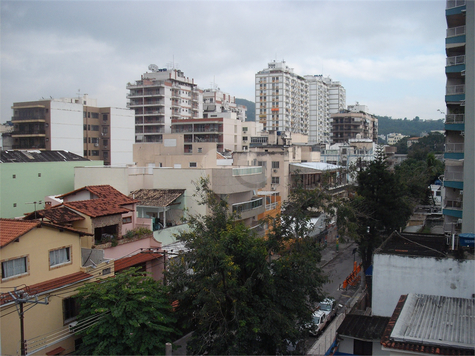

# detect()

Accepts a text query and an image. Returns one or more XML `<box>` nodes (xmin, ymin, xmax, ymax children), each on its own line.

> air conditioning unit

<box><xmin>273</xmin><ymin>169</ymin><xmax>278</xmax><ymax>173</ymax></box>
<box><xmin>69</xmin><ymin>321</ymin><xmax>78</xmax><ymax>333</ymax></box>
<box><xmin>271</xmin><ymin>186</ymin><xmax>276</xmax><ymax>191</ymax></box>
<box><xmin>94</xmin><ymin>143</ymin><xmax>99</xmax><ymax>147</ymax></box>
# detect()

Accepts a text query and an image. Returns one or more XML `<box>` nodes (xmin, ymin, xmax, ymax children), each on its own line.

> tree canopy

<box><xmin>166</xmin><ymin>179</ymin><xmax>330</xmax><ymax>355</ymax></box>
<box><xmin>74</xmin><ymin>268</ymin><xmax>176</xmax><ymax>355</ymax></box>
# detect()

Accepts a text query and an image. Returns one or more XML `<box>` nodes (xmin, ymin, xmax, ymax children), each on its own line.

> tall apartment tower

<box><xmin>305</xmin><ymin>75</ymin><xmax>347</xmax><ymax>144</ymax></box>
<box><xmin>10</xmin><ymin>95</ymin><xmax>134</xmax><ymax>165</ymax></box>
<box><xmin>255</xmin><ymin>61</ymin><xmax>309</xmax><ymax>134</ymax></box>
<box><xmin>443</xmin><ymin>0</ymin><xmax>474</xmax><ymax>235</ymax></box>
<box><xmin>127</xmin><ymin>65</ymin><xmax>203</xmax><ymax>143</ymax></box>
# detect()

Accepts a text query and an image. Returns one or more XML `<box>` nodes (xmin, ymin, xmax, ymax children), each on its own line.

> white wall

<box><xmin>372</xmin><ymin>254</ymin><xmax>475</xmax><ymax>317</ymax></box>
<box><xmin>110</xmin><ymin>107</ymin><xmax>134</xmax><ymax>166</ymax></box>
<box><xmin>50</xmin><ymin>101</ymin><xmax>83</xmax><ymax>155</ymax></box>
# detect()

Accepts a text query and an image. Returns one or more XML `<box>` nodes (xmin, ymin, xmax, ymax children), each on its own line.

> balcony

<box><xmin>445</xmin><ymin>84</ymin><xmax>465</xmax><ymax>102</ymax></box>
<box><xmin>446</xmin><ymin>25</ymin><xmax>466</xmax><ymax>45</ymax></box>
<box><xmin>445</xmin><ymin>142</ymin><xmax>464</xmax><ymax>153</ymax></box>
<box><xmin>12</xmin><ymin>128</ymin><xmax>46</xmax><ymax>136</ymax></box>
<box><xmin>444</xmin><ymin>199</ymin><xmax>463</xmax><ymax>210</ymax></box>
<box><xmin>232</xmin><ymin>198</ymin><xmax>265</xmax><ymax>220</ymax></box>
<box><xmin>446</xmin><ymin>0</ymin><xmax>465</xmax><ymax>9</ymax></box>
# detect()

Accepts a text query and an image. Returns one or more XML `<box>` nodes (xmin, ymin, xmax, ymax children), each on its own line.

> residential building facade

<box><xmin>331</xmin><ymin>110</ymin><xmax>378</xmax><ymax>144</ymax></box>
<box><xmin>10</xmin><ymin>95</ymin><xmax>134</xmax><ymax>165</ymax></box>
<box><xmin>255</xmin><ymin>61</ymin><xmax>309</xmax><ymax>134</ymax></box>
<box><xmin>203</xmin><ymin>88</ymin><xmax>247</xmax><ymax>121</ymax></box>
<box><xmin>305</xmin><ymin>75</ymin><xmax>331</xmax><ymax>144</ymax></box>
<box><xmin>443</xmin><ymin>0</ymin><xmax>474</xmax><ymax>235</ymax></box>
<box><xmin>127</xmin><ymin>65</ymin><xmax>203</xmax><ymax>144</ymax></box>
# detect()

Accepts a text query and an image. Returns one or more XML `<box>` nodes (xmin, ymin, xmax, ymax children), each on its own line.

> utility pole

<box><xmin>8</xmin><ymin>287</ymin><xmax>49</xmax><ymax>356</ymax></box>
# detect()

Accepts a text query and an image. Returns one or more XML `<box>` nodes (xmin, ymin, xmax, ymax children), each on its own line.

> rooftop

<box><xmin>382</xmin><ymin>294</ymin><xmax>475</xmax><ymax>355</ymax></box>
<box><xmin>114</xmin><ymin>251</ymin><xmax>162</xmax><ymax>272</ymax></box>
<box><xmin>23</xmin><ymin>205</ymin><xmax>85</xmax><ymax>224</ymax></box>
<box><xmin>130</xmin><ymin>189</ymin><xmax>185</xmax><ymax>207</ymax></box>
<box><xmin>0</xmin><ymin>218</ymin><xmax>39</xmax><ymax>248</ymax></box>
<box><xmin>375</xmin><ymin>231</ymin><xmax>449</xmax><ymax>258</ymax></box>
<box><xmin>337</xmin><ymin>314</ymin><xmax>390</xmax><ymax>341</ymax></box>
<box><xmin>0</xmin><ymin>150</ymin><xmax>90</xmax><ymax>163</ymax></box>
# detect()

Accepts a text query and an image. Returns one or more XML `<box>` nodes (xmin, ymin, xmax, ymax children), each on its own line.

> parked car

<box><xmin>308</xmin><ymin>310</ymin><xmax>327</xmax><ymax>336</ymax></box>
<box><xmin>318</xmin><ymin>297</ymin><xmax>335</xmax><ymax>316</ymax></box>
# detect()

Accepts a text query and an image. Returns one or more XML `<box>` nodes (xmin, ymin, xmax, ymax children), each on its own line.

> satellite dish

<box><xmin>148</xmin><ymin>64</ymin><xmax>159</xmax><ymax>72</ymax></box>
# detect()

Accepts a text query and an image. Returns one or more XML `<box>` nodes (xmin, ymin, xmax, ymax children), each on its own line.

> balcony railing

<box><xmin>446</xmin><ymin>55</ymin><xmax>465</xmax><ymax>66</ymax></box>
<box><xmin>446</xmin><ymin>85</ymin><xmax>465</xmax><ymax>95</ymax></box>
<box><xmin>445</xmin><ymin>199</ymin><xmax>463</xmax><ymax>209</ymax></box>
<box><xmin>445</xmin><ymin>114</ymin><xmax>464</xmax><ymax>124</ymax></box>
<box><xmin>12</xmin><ymin>129</ymin><xmax>46</xmax><ymax>135</ymax></box>
<box><xmin>232</xmin><ymin>198</ymin><xmax>263</xmax><ymax>214</ymax></box>
<box><xmin>445</xmin><ymin>142</ymin><xmax>464</xmax><ymax>152</ymax></box>
<box><xmin>446</xmin><ymin>0</ymin><xmax>465</xmax><ymax>9</ymax></box>
<box><xmin>445</xmin><ymin>166</ymin><xmax>464</xmax><ymax>181</ymax></box>
<box><xmin>232</xmin><ymin>167</ymin><xmax>263</xmax><ymax>176</ymax></box>
<box><xmin>447</xmin><ymin>25</ymin><xmax>466</xmax><ymax>37</ymax></box>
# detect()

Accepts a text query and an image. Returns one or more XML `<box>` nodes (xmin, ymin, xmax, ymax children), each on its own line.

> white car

<box><xmin>318</xmin><ymin>298</ymin><xmax>335</xmax><ymax>316</ymax></box>
<box><xmin>308</xmin><ymin>310</ymin><xmax>327</xmax><ymax>336</ymax></box>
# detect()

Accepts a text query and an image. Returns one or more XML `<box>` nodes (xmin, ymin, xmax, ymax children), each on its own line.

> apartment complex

<box><xmin>203</xmin><ymin>88</ymin><xmax>247</xmax><ymax>121</ymax></box>
<box><xmin>126</xmin><ymin>65</ymin><xmax>203</xmax><ymax>144</ymax></box>
<box><xmin>305</xmin><ymin>75</ymin><xmax>347</xmax><ymax>145</ymax></box>
<box><xmin>255</xmin><ymin>61</ymin><xmax>309</xmax><ymax>134</ymax></box>
<box><xmin>443</xmin><ymin>0</ymin><xmax>474</xmax><ymax>235</ymax></box>
<box><xmin>331</xmin><ymin>110</ymin><xmax>378</xmax><ymax>144</ymax></box>
<box><xmin>10</xmin><ymin>95</ymin><xmax>134</xmax><ymax>165</ymax></box>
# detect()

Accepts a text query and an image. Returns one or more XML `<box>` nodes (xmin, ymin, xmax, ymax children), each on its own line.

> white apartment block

<box><xmin>203</xmin><ymin>88</ymin><xmax>247</xmax><ymax>121</ymax></box>
<box><xmin>10</xmin><ymin>95</ymin><xmax>134</xmax><ymax>166</ymax></box>
<box><xmin>127</xmin><ymin>65</ymin><xmax>203</xmax><ymax>144</ymax></box>
<box><xmin>387</xmin><ymin>133</ymin><xmax>407</xmax><ymax>145</ymax></box>
<box><xmin>255</xmin><ymin>61</ymin><xmax>309</xmax><ymax>135</ymax></box>
<box><xmin>328</xmin><ymin>79</ymin><xmax>346</xmax><ymax>114</ymax></box>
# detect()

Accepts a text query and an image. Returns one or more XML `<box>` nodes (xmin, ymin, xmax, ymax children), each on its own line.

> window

<box><xmin>63</xmin><ymin>297</ymin><xmax>80</xmax><ymax>323</ymax></box>
<box><xmin>189</xmin><ymin>162</ymin><xmax>197</xmax><ymax>167</ymax></box>
<box><xmin>2</xmin><ymin>256</ymin><xmax>28</xmax><ymax>280</ymax></box>
<box><xmin>122</xmin><ymin>216</ymin><xmax>132</xmax><ymax>224</ymax></box>
<box><xmin>49</xmin><ymin>247</ymin><xmax>71</xmax><ymax>267</ymax></box>
<box><xmin>272</xmin><ymin>161</ymin><xmax>280</xmax><ymax>169</ymax></box>
<box><xmin>12</xmin><ymin>174</ymin><xmax>16</xmax><ymax>179</ymax></box>
<box><xmin>102</xmin><ymin>114</ymin><xmax>108</xmax><ymax>121</ymax></box>
<box><xmin>38</xmin><ymin>173</ymin><xmax>41</xmax><ymax>177</ymax></box>
<box><xmin>91</xmin><ymin>150</ymin><xmax>99</xmax><ymax>156</ymax></box>
<box><xmin>197</xmin><ymin>148</ymin><xmax>202</xmax><ymax>153</ymax></box>
<box><xmin>91</xmin><ymin>113</ymin><xmax>99</xmax><ymax>119</ymax></box>
<box><xmin>272</xmin><ymin>177</ymin><xmax>280</xmax><ymax>184</ymax></box>
<box><xmin>91</xmin><ymin>125</ymin><xmax>99</xmax><ymax>131</ymax></box>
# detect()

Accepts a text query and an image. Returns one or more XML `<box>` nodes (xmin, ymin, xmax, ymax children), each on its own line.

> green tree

<box><xmin>166</xmin><ymin>179</ymin><xmax>329</xmax><ymax>355</ymax></box>
<box><xmin>74</xmin><ymin>268</ymin><xmax>177</xmax><ymax>355</ymax></box>
<box><xmin>339</xmin><ymin>147</ymin><xmax>412</xmax><ymax>272</ymax></box>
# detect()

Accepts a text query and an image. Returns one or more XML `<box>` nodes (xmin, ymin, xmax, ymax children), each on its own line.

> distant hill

<box><xmin>234</xmin><ymin>100</ymin><xmax>444</xmax><ymax>136</ymax></box>
<box><xmin>236</xmin><ymin>98</ymin><xmax>255</xmax><ymax>121</ymax></box>
<box><xmin>376</xmin><ymin>116</ymin><xmax>444</xmax><ymax>137</ymax></box>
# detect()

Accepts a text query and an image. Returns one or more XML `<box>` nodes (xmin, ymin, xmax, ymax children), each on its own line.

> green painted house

<box><xmin>0</xmin><ymin>150</ymin><xmax>103</xmax><ymax>218</ymax></box>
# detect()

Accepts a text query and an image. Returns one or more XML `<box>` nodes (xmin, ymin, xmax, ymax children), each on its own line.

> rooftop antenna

<box><xmin>167</xmin><ymin>56</ymin><xmax>178</xmax><ymax>71</ymax></box>
<box><xmin>25</xmin><ymin>200</ymin><xmax>43</xmax><ymax>219</ymax></box>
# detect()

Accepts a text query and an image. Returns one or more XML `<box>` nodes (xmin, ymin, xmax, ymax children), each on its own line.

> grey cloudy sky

<box><xmin>1</xmin><ymin>0</ymin><xmax>447</xmax><ymax>123</ymax></box>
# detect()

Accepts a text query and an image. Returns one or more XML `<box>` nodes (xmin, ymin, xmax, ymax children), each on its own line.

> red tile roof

<box><xmin>0</xmin><ymin>271</ymin><xmax>92</xmax><ymax>305</ymax></box>
<box><xmin>55</xmin><ymin>185</ymin><xmax>138</xmax><ymax>218</ymax></box>
<box><xmin>57</xmin><ymin>185</ymin><xmax>138</xmax><ymax>205</ymax></box>
<box><xmin>23</xmin><ymin>205</ymin><xmax>85</xmax><ymax>224</ymax></box>
<box><xmin>65</xmin><ymin>200</ymin><xmax>131</xmax><ymax>218</ymax></box>
<box><xmin>0</xmin><ymin>219</ymin><xmax>40</xmax><ymax>248</ymax></box>
<box><xmin>114</xmin><ymin>252</ymin><xmax>162</xmax><ymax>272</ymax></box>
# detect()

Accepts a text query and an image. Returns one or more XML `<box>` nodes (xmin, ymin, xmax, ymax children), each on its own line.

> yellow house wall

<box><xmin>0</xmin><ymin>226</ymin><xmax>86</xmax><ymax>355</ymax></box>
<box><xmin>0</xmin><ymin>226</ymin><xmax>83</xmax><ymax>289</ymax></box>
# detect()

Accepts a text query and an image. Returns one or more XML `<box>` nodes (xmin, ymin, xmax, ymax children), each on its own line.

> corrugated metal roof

<box><xmin>391</xmin><ymin>293</ymin><xmax>475</xmax><ymax>350</ymax></box>
<box><xmin>0</xmin><ymin>150</ymin><xmax>90</xmax><ymax>163</ymax></box>
<box><xmin>290</xmin><ymin>162</ymin><xmax>343</xmax><ymax>171</ymax></box>
<box><xmin>337</xmin><ymin>314</ymin><xmax>390</xmax><ymax>341</ymax></box>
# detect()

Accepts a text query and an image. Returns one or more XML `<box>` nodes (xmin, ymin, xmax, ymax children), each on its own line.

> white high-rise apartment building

<box><xmin>305</xmin><ymin>75</ymin><xmax>346</xmax><ymax>144</ymax></box>
<box><xmin>203</xmin><ymin>88</ymin><xmax>247</xmax><ymax>121</ymax></box>
<box><xmin>127</xmin><ymin>65</ymin><xmax>203</xmax><ymax>143</ymax></box>
<box><xmin>255</xmin><ymin>61</ymin><xmax>309</xmax><ymax>134</ymax></box>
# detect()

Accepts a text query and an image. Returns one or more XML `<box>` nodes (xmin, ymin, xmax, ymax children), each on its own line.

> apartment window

<box><xmin>272</xmin><ymin>177</ymin><xmax>280</xmax><ymax>184</ymax></box>
<box><xmin>103</xmin><ymin>140</ymin><xmax>108</xmax><ymax>147</ymax></box>
<box><xmin>91</xmin><ymin>113</ymin><xmax>99</xmax><ymax>119</ymax></box>
<box><xmin>13</xmin><ymin>203</ymin><xmax>17</xmax><ymax>208</ymax></box>
<box><xmin>102</xmin><ymin>114</ymin><xmax>108</xmax><ymax>121</ymax></box>
<box><xmin>38</xmin><ymin>173</ymin><xmax>41</xmax><ymax>177</ymax></box>
<box><xmin>243</xmin><ymin>127</ymin><xmax>248</xmax><ymax>132</ymax></box>
<box><xmin>91</xmin><ymin>125</ymin><xmax>99</xmax><ymax>131</ymax></box>
<box><xmin>91</xmin><ymin>138</ymin><xmax>99</xmax><ymax>144</ymax></box>
<box><xmin>83</xmin><ymin>124</ymin><xmax>87</xmax><ymax>130</ymax></box>
<box><xmin>63</xmin><ymin>297</ymin><xmax>80</xmax><ymax>323</ymax></box>
<box><xmin>122</xmin><ymin>217</ymin><xmax>132</xmax><ymax>224</ymax></box>
<box><xmin>12</xmin><ymin>174</ymin><xmax>16</xmax><ymax>179</ymax></box>
<box><xmin>91</xmin><ymin>150</ymin><xmax>99</xmax><ymax>156</ymax></box>
<box><xmin>197</xmin><ymin>148</ymin><xmax>202</xmax><ymax>153</ymax></box>
<box><xmin>272</xmin><ymin>161</ymin><xmax>280</xmax><ymax>169</ymax></box>
<box><xmin>189</xmin><ymin>162</ymin><xmax>197</xmax><ymax>167</ymax></box>
<box><xmin>2</xmin><ymin>256</ymin><xmax>28</xmax><ymax>280</ymax></box>
<box><xmin>49</xmin><ymin>247</ymin><xmax>71</xmax><ymax>267</ymax></box>
<box><xmin>83</xmin><ymin>138</ymin><xmax>87</xmax><ymax>143</ymax></box>
<box><xmin>84</xmin><ymin>150</ymin><xmax>87</xmax><ymax>156</ymax></box>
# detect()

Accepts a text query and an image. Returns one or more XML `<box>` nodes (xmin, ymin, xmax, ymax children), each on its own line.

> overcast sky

<box><xmin>1</xmin><ymin>0</ymin><xmax>447</xmax><ymax>124</ymax></box>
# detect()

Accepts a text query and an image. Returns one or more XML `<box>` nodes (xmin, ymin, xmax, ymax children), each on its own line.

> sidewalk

<box><xmin>319</xmin><ymin>239</ymin><xmax>355</xmax><ymax>267</ymax></box>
